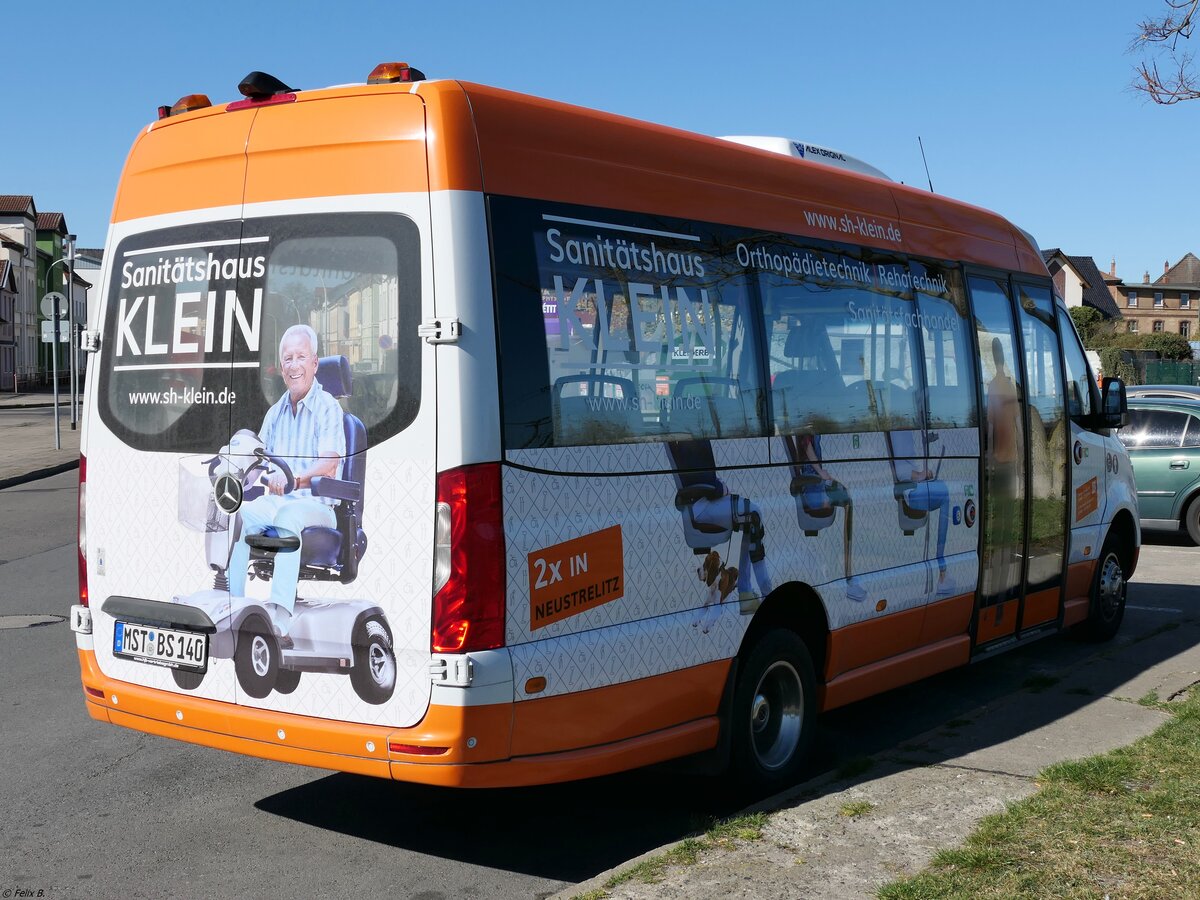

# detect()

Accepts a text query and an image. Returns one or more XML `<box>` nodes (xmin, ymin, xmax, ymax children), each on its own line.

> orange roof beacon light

<box><xmin>226</xmin><ymin>71</ymin><xmax>298</xmax><ymax>111</ymax></box>
<box><xmin>157</xmin><ymin>94</ymin><xmax>212</xmax><ymax>120</ymax></box>
<box><xmin>367</xmin><ymin>62</ymin><xmax>426</xmax><ymax>84</ymax></box>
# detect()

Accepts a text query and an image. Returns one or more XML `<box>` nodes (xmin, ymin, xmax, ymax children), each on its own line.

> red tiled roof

<box><xmin>36</xmin><ymin>211</ymin><xmax>67</xmax><ymax>233</ymax></box>
<box><xmin>0</xmin><ymin>195</ymin><xmax>35</xmax><ymax>214</ymax></box>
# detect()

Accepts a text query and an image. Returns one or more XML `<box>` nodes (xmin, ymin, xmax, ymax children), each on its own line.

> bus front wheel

<box><xmin>731</xmin><ymin>629</ymin><xmax>817</xmax><ymax>791</ymax></box>
<box><xmin>1080</xmin><ymin>534</ymin><xmax>1128</xmax><ymax>642</ymax></box>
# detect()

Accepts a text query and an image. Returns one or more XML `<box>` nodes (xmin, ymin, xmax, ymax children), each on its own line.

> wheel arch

<box><xmin>738</xmin><ymin>581</ymin><xmax>830</xmax><ymax>683</ymax></box>
<box><xmin>1176</xmin><ymin>482</ymin><xmax>1200</xmax><ymax>529</ymax></box>
<box><xmin>1106</xmin><ymin>506</ymin><xmax>1139</xmax><ymax>578</ymax></box>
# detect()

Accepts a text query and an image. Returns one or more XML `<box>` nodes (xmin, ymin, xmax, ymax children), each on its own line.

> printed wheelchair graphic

<box><xmin>171</xmin><ymin>355</ymin><xmax>395</xmax><ymax>705</ymax></box>
<box><xmin>664</xmin><ymin>376</ymin><xmax>774</xmax><ymax>624</ymax></box>
<box><xmin>887</xmin><ymin>426</ymin><xmax>955</xmax><ymax>598</ymax></box>
<box><xmin>782</xmin><ymin>432</ymin><xmax>865</xmax><ymax>603</ymax></box>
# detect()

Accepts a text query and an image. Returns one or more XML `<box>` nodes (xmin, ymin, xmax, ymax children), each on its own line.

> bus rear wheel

<box><xmin>731</xmin><ymin>629</ymin><xmax>816</xmax><ymax>792</ymax></box>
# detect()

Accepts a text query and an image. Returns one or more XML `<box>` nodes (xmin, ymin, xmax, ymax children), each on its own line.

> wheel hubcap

<box><xmin>750</xmin><ymin>660</ymin><xmax>803</xmax><ymax>771</ymax></box>
<box><xmin>1097</xmin><ymin>553</ymin><xmax>1125</xmax><ymax>620</ymax></box>
<box><xmin>368</xmin><ymin>642</ymin><xmax>394</xmax><ymax>687</ymax></box>
<box><xmin>251</xmin><ymin>635</ymin><xmax>270</xmax><ymax>677</ymax></box>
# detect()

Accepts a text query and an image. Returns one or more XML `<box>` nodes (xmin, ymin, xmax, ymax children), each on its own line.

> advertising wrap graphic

<box><xmin>171</xmin><ymin>326</ymin><xmax>395</xmax><ymax>705</ymax></box>
<box><xmin>90</xmin><ymin>213</ymin><xmax>429</xmax><ymax>728</ymax></box>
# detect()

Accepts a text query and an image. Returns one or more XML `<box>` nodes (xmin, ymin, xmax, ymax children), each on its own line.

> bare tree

<box><xmin>1132</xmin><ymin>0</ymin><xmax>1200</xmax><ymax>103</ymax></box>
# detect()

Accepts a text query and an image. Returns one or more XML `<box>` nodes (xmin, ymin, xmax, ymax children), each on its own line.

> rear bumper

<box><xmin>76</xmin><ymin>647</ymin><xmax>719</xmax><ymax>787</ymax></box>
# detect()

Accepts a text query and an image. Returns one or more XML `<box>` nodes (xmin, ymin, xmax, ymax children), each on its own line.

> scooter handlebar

<box><xmin>259</xmin><ymin>452</ymin><xmax>296</xmax><ymax>494</ymax></box>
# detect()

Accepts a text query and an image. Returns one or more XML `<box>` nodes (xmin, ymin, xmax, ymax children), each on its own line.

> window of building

<box><xmin>1182</xmin><ymin>321</ymin><xmax>1191</xmax><ymax>338</ymax></box>
<box><xmin>1153</xmin><ymin>320</ymin><xmax>1164</xmax><ymax>332</ymax></box>
<box><xmin>1182</xmin><ymin>292</ymin><xmax>1191</xmax><ymax>309</ymax></box>
<box><xmin>1127</xmin><ymin>319</ymin><xmax>1139</xmax><ymax>333</ymax></box>
<box><xmin>1127</xmin><ymin>291</ymin><xmax>1137</xmax><ymax>307</ymax></box>
<box><xmin>1154</xmin><ymin>292</ymin><xmax>1164</xmax><ymax>308</ymax></box>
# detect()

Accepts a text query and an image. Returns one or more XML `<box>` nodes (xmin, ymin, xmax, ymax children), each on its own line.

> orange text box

<box><xmin>529</xmin><ymin>526</ymin><xmax>624</xmax><ymax>631</ymax></box>
<box><xmin>1075</xmin><ymin>477</ymin><xmax>1098</xmax><ymax>521</ymax></box>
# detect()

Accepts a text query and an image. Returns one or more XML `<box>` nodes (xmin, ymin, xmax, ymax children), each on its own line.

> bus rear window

<box><xmin>98</xmin><ymin>213</ymin><xmax>420</xmax><ymax>452</ymax></box>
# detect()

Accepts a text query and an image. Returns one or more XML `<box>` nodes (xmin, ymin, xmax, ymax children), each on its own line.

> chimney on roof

<box><xmin>1110</xmin><ymin>258</ymin><xmax>1117</xmax><ymax>277</ymax></box>
<box><xmin>1144</xmin><ymin>270</ymin><xmax>1151</xmax><ymax>283</ymax></box>
<box><xmin>1166</xmin><ymin>260</ymin><xmax>1171</xmax><ymax>275</ymax></box>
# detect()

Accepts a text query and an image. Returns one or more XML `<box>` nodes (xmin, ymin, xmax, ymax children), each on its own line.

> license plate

<box><xmin>113</xmin><ymin>621</ymin><xmax>208</xmax><ymax>673</ymax></box>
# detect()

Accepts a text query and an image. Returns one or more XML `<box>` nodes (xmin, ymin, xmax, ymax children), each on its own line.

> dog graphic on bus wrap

<box><xmin>667</xmin><ymin>438</ymin><xmax>775</xmax><ymax>629</ymax></box>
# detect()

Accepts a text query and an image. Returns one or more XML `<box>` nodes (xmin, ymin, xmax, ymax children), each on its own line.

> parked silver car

<box><xmin>1126</xmin><ymin>384</ymin><xmax>1200</xmax><ymax>401</ymax></box>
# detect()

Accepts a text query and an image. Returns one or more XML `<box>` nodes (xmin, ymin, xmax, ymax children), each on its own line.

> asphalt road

<box><xmin>1</xmin><ymin>470</ymin><xmax>1196</xmax><ymax>899</ymax></box>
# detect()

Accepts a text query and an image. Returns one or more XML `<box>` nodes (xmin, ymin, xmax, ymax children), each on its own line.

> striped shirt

<box><xmin>259</xmin><ymin>379</ymin><xmax>346</xmax><ymax>504</ymax></box>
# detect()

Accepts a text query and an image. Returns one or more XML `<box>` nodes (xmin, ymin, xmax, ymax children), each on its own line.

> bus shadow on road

<box><xmin>255</xmin><ymin>572</ymin><xmax>1200</xmax><ymax>885</ymax></box>
<box><xmin>254</xmin><ymin>762</ymin><xmax>751</xmax><ymax>882</ymax></box>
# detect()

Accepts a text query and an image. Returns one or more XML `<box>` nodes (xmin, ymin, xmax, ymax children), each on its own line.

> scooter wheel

<box><xmin>350</xmin><ymin>614</ymin><xmax>395</xmax><ymax>705</ymax></box>
<box><xmin>275</xmin><ymin>669</ymin><xmax>302</xmax><ymax>694</ymax></box>
<box><xmin>235</xmin><ymin>614</ymin><xmax>280</xmax><ymax>699</ymax></box>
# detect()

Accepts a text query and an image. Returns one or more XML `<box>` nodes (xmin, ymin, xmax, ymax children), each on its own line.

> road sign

<box><xmin>41</xmin><ymin>320</ymin><xmax>68</xmax><ymax>343</ymax></box>
<box><xmin>41</xmin><ymin>291</ymin><xmax>68</xmax><ymax>319</ymax></box>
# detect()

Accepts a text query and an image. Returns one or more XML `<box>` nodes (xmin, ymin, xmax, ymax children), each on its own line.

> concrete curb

<box><xmin>0</xmin><ymin>459</ymin><xmax>80</xmax><ymax>491</ymax></box>
<box><xmin>550</xmin><ymin>767</ymin><xmax>849</xmax><ymax>900</ymax></box>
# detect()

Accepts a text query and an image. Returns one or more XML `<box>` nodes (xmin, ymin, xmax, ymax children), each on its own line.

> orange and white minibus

<box><xmin>71</xmin><ymin>63</ymin><xmax>1138</xmax><ymax>790</ymax></box>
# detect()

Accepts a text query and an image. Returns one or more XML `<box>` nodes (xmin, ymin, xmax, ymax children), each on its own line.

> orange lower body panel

<box><xmin>819</xmin><ymin>635</ymin><xmax>971</xmax><ymax>712</ymax></box>
<box><xmin>1061</xmin><ymin>560</ymin><xmax>1098</xmax><ymax>628</ymax></box>
<box><xmin>1020</xmin><ymin>587</ymin><xmax>1062</xmax><ymax>630</ymax></box>
<box><xmin>77</xmin><ymin>648</ymin><xmax>722</xmax><ymax>787</ymax></box>
<box><xmin>975</xmin><ymin>598</ymin><xmax>1020</xmax><ymax>644</ymax></box>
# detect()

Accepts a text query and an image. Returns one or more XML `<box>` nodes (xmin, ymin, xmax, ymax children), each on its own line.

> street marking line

<box><xmin>1128</xmin><ymin>605</ymin><xmax>1184</xmax><ymax>613</ymax></box>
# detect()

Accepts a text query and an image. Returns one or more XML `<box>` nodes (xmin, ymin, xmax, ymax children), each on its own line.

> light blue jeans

<box><xmin>228</xmin><ymin>494</ymin><xmax>337</xmax><ymax>611</ymax></box>
<box><xmin>905</xmin><ymin>480</ymin><xmax>950</xmax><ymax>572</ymax></box>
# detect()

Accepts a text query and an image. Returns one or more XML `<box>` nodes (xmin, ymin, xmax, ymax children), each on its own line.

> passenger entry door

<box><xmin>1012</xmin><ymin>283</ymin><xmax>1068</xmax><ymax>631</ymax></box>
<box><xmin>968</xmin><ymin>275</ymin><xmax>1027</xmax><ymax>644</ymax></box>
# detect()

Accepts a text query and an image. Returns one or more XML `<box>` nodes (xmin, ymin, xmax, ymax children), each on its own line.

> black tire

<box><xmin>234</xmin><ymin>615</ymin><xmax>280</xmax><ymax>699</ymax></box>
<box><xmin>171</xmin><ymin>668</ymin><xmax>204</xmax><ymax>691</ymax></box>
<box><xmin>274</xmin><ymin>669</ymin><xmax>302</xmax><ymax>695</ymax></box>
<box><xmin>1079</xmin><ymin>533</ymin><xmax>1129</xmax><ymax>642</ymax></box>
<box><xmin>730</xmin><ymin>629</ymin><xmax>817</xmax><ymax>792</ymax></box>
<box><xmin>349</xmin><ymin>615</ymin><xmax>396</xmax><ymax>705</ymax></box>
<box><xmin>1185</xmin><ymin>497</ymin><xmax>1200</xmax><ymax>546</ymax></box>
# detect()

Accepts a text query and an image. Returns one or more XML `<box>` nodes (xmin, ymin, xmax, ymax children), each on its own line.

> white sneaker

<box><xmin>846</xmin><ymin>577</ymin><xmax>867</xmax><ymax>603</ymax></box>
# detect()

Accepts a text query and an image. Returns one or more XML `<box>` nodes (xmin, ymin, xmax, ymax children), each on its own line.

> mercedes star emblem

<box><xmin>214</xmin><ymin>474</ymin><xmax>244</xmax><ymax>515</ymax></box>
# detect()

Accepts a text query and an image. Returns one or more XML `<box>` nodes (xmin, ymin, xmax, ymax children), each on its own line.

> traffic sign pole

<box><xmin>51</xmin><ymin>311</ymin><xmax>60</xmax><ymax>450</ymax></box>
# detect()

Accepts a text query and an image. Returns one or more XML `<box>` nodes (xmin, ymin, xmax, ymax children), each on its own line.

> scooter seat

<box><xmin>299</xmin><ymin>527</ymin><xmax>342</xmax><ymax>567</ymax></box>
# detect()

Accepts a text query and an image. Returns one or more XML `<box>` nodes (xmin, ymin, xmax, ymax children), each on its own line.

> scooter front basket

<box><xmin>178</xmin><ymin>456</ymin><xmax>229</xmax><ymax>534</ymax></box>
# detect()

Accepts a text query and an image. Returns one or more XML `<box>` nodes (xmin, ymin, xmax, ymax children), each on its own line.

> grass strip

<box><xmin>879</xmin><ymin>687</ymin><xmax>1200</xmax><ymax>899</ymax></box>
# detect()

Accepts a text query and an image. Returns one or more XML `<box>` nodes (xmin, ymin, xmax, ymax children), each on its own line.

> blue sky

<box><xmin>10</xmin><ymin>1</ymin><xmax>1196</xmax><ymax>285</ymax></box>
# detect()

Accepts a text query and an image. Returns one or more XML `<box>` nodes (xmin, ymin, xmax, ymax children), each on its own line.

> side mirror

<box><xmin>1098</xmin><ymin>376</ymin><xmax>1128</xmax><ymax>429</ymax></box>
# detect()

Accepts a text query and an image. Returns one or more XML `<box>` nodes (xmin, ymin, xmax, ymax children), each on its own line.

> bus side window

<box><xmin>769</xmin><ymin>314</ymin><xmax>848</xmax><ymax>433</ymax></box>
<box><xmin>914</xmin><ymin>264</ymin><xmax>976</xmax><ymax>430</ymax></box>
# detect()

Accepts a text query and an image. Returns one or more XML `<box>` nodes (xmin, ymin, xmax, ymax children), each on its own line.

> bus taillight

<box><xmin>431</xmin><ymin>463</ymin><xmax>506</xmax><ymax>653</ymax></box>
